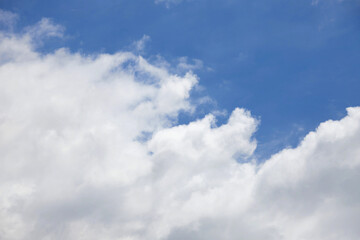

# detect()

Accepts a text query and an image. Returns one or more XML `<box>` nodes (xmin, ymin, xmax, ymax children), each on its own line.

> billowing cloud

<box><xmin>1</xmin><ymin>16</ymin><xmax>360</xmax><ymax>240</ymax></box>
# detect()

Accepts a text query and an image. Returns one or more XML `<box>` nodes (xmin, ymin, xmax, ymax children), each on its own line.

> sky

<box><xmin>0</xmin><ymin>0</ymin><xmax>360</xmax><ymax>240</ymax></box>
<box><xmin>2</xmin><ymin>0</ymin><xmax>360</xmax><ymax>157</ymax></box>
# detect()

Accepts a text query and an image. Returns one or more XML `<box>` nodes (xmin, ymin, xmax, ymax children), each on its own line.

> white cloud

<box><xmin>176</xmin><ymin>57</ymin><xmax>204</xmax><ymax>72</ymax></box>
<box><xmin>131</xmin><ymin>35</ymin><xmax>151</xmax><ymax>53</ymax></box>
<box><xmin>24</xmin><ymin>18</ymin><xmax>65</xmax><ymax>44</ymax></box>
<box><xmin>0</xmin><ymin>9</ymin><xmax>18</xmax><ymax>29</ymax></box>
<box><xmin>1</xmin><ymin>16</ymin><xmax>360</xmax><ymax>240</ymax></box>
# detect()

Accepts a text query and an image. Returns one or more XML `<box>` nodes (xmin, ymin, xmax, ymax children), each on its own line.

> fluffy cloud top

<box><xmin>1</xmin><ymin>15</ymin><xmax>360</xmax><ymax>240</ymax></box>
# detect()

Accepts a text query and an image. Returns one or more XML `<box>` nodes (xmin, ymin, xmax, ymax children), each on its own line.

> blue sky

<box><xmin>2</xmin><ymin>0</ymin><xmax>360</xmax><ymax>158</ymax></box>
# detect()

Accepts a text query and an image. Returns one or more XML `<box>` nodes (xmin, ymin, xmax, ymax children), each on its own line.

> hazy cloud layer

<box><xmin>1</xmin><ymin>14</ymin><xmax>360</xmax><ymax>240</ymax></box>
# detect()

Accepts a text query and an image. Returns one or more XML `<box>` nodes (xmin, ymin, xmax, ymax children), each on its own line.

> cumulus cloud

<box><xmin>1</xmin><ymin>15</ymin><xmax>360</xmax><ymax>240</ymax></box>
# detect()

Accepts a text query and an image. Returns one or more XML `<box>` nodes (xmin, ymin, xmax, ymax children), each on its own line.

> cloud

<box><xmin>311</xmin><ymin>0</ymin><xmax>346</xmax><ymax>6</ymax></box>
<box><xmin>1</xmin><ymin>16</ymin><xmax>360</xmax><ymax>240</ymax></box>
<box><xmin>0</xmin><ymin>9</ymin><xmax>18</xmax><ymax>30</ymax></box>
<box><xmin>131</xmin><ymin>35</ymin><xmax>151</xmax><ymax>53</ymax></box>
<box><xmin>23</xmin><ymin>18</ymin><xmax>65</xmax><ymax>45</ymax></box>
<box><xmin>154</xmin><ymin>0</ymin><xmax>188</xmax><ymax>7</ymax></box>
<box><xmin>176</xmin><ymin>57</ymin><xmax>204</xmax><ymax>72</ymax></box>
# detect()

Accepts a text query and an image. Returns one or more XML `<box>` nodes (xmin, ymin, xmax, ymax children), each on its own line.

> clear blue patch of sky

<box><xmin>1</xmin><ymin>0</ymin><xmax>360</xmax><ymax>160</ymax></box>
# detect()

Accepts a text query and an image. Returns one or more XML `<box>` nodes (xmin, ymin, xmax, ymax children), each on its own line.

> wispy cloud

<box><xmin>24</xmin><ymin>18</ymin><xmax>64</xmax><ymax>39</ymax></box>
<box><xmin>155</xmin><ymin>0</ymin><xmax>187</xmax><ymax>7</ymax></box>
<box><xmin>0</xmin><ymin>9</ymin><xmax>18</xmax><ymax>30</ymax></box>
<box><xmin>131</xmin><ymin>34</ymin><xmax>151</xmax><ymax>53</ymax></box>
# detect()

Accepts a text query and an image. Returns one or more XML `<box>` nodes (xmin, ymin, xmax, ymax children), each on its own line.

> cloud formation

<box><xmin>0</xmin><ymin>9</ymin><xmax>18</xmax><ymax>29</ymax></box>
<box><xmin>1</xmin><ymin>15</ymin><xmax>360</xmax><ymax>240</ymax></box>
